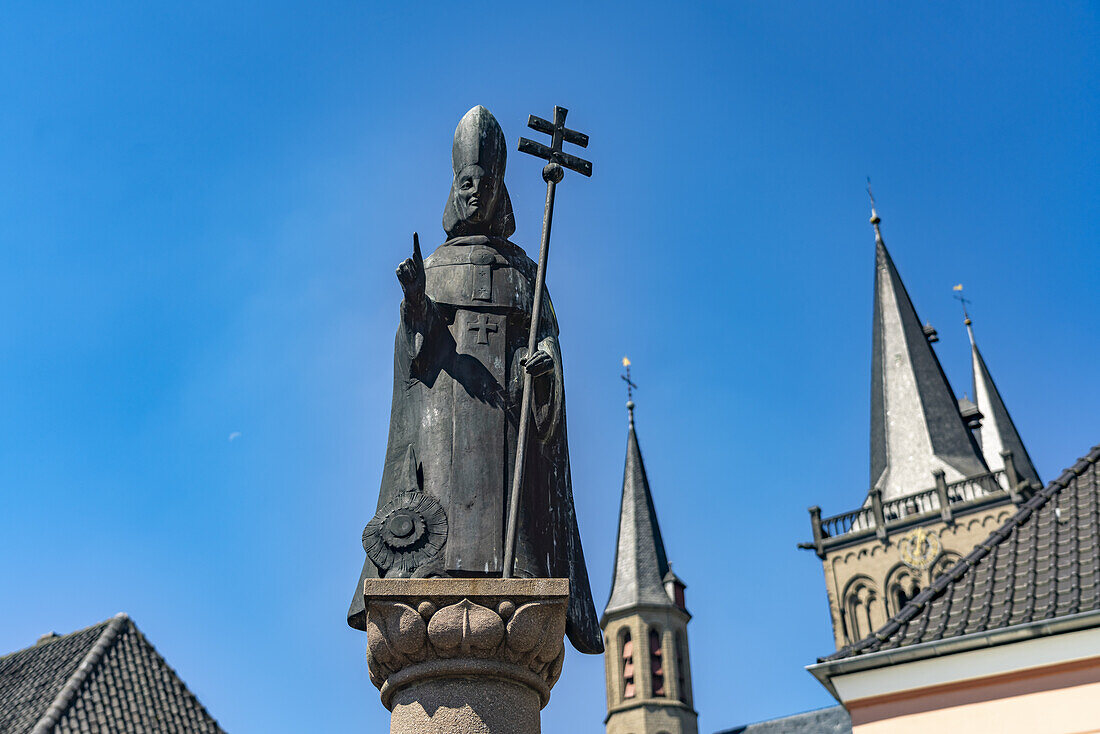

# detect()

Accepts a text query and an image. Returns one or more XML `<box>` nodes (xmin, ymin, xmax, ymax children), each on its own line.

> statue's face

<box><xmin>454</xmin><ymin>164</ymin><xmax>499</xmax><ymax>225</ymax></box>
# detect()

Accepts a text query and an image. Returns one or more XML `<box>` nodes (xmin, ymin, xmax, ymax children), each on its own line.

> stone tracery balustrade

<box><xmin>815</xmin><ymin>469</ymin><xmax>1009</xmax><ymax>545</ymax></box>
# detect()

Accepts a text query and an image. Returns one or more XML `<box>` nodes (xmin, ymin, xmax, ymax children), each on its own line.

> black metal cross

<box><xmin>620</xmin><ymin>358</ymin><xmax>638</xmax><ymax>402</ymax></box>
<box><xmin>954</xmin><ymin>291</ymin><xmax>973</xmax><ymax>325</ymax></box>
<box><xmin>518</xmin><ymin>106</ymin><xmax>592</xmax><ymax>178</ymax></box>
<box><xmin>467</xmin><ymin>313</ymin><xmax>499</xmax><ymax>345</ymax></box>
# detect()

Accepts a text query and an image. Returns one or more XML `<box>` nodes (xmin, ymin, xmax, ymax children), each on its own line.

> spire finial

<box><xmin>621</xmin><ymin>357</ymin><xmax>638</xmax><ymax>427</ymax></box>
<box><xmin>867</xmin><ymin>177</ymin><xmax>884</xmax><ymax>243</ymax></box>
<box><xmin>953</xmin><ymin>284</ymin><xmax>974</xmax><ymax>341</ymax></box>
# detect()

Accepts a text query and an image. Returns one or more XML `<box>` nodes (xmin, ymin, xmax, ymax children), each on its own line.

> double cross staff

<box><xmin>502</xmin><ymin>106</ymin><xmax>592</xmax><ymax>578</ymax></box>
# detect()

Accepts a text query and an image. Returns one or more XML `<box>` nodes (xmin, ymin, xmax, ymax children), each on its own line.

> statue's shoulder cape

<box><xmin>422</xmin><ymin>236</ymin><xmax>555</xmax><ymax>330</ymax></box>
<box><xmin>424</xmin><ymin>236</ymin><xmax>534</xmax><ymax>273</ymax></box>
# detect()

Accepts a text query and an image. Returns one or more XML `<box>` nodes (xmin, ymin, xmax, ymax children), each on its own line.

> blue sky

<box><xmin>1</xmin><ymin>2</ymin><xmax>1097</xmax><ymax>732</ymax></box>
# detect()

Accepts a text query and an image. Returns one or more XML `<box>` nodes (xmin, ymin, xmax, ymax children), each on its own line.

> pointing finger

<box><xmin>412</xmin><ymin>232</ymin><xmax>423</xmax><ymax>265</ymax></box>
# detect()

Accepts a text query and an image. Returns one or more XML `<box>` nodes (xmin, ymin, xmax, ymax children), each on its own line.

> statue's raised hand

<box><xmin>396</xmin><ymin>233</ymin><xmax>426</xmax><ymax>307</ymax></box>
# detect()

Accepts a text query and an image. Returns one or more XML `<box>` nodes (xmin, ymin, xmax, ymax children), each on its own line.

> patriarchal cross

<box><xmin>467</xmin><ymin>313</ymin><xmax>499</xmax><ymax>345</ymax></box>
<box><xmin>517</xmin><ymin>107</ymin><xmax>593</xmax><ymax>177</ymax></box>
<box><xmin>503</xmin><ymin>105</ymin><xmax>592</xmax><ymax>578</ymax></box>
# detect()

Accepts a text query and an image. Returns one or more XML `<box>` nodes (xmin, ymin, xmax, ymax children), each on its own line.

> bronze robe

<box><xmin>348</xmin><ymin>234</ymin><xmax>602</xmax><ymax>655</ymax></box>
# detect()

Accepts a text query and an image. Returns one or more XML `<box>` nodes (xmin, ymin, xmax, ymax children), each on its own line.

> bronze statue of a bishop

<box><xmin>347</xmin><ymin>106</ymin><xmax>602</xmax><ymax>655</ymax></box>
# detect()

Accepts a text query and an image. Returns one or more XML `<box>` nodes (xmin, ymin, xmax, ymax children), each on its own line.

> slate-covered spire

<box><xmin>967</xmin><ymin>317</ymin><xmax>1041</xmax><ymax>486</ymax></box>
<box><xmin>869</xmin><ymin>207</ymin><xmax>987</xmax><ymax>500</ymax></box>
<box><xmin>604</xmin><ymin>401</ymin><xmax>674</xmax><ymax>617</ymax></box>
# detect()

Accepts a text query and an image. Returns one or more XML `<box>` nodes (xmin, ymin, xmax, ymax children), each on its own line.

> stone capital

<box><xmin>362</xmin><ymin>578</ymin><xmax>570</xmax><ymax>733</ymax></box>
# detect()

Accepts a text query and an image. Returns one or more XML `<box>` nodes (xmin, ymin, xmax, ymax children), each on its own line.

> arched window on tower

<box><xmin>842</xmin><ymin>576</ymin><xmax>882</xmax><ymax>644</ymax></box>
<box><xmin>674</xmin><ymin>631</ymin><xmax>688</xmax><ymax>704</ymax></box>
<box><xmin>649</xmin><ymin>628</ymin><xmax>665</xmax><ymax>697</ymax></box>
<box><xmin>892</xmin><ymin>583</ymin><xmax>920</xmax><ymax>612</ymax></box>
<box><xmin>886</xmin><ymin>564</ymin><xmax>926</xmax><ymax>615</ymax></box>
<box><xmin>621</xmin><ymin>630</ymin><xmax>635</xmax><ymax>699</ymax></box>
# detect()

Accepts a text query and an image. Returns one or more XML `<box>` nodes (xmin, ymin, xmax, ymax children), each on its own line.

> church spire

<box><xmin>869</xmin><ymin>200</ymin><xmax>987</xmax><ymax>500</ymax></box>
<box><xmin>965</xmin><ymin>313</ymin><xmax>1042</xmax><ymax>487</ymax></box>
<box><xmin>604</xmin><ymin>391</ymin><xmax>673</xmax><ymax>617</ymax></box>
<box><xmin>602</xmin><ymin>364</ymin><xmax>696</xmax><ymax>734</ymax></box>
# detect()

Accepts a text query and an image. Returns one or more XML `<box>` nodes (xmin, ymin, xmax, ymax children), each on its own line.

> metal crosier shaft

<box><xmin>502</xmin><ymin>168</ymin><xmax>558</xmax><ymax>577</ymax></box>
<box><xmin>503</xmin><ymin>105</ymin><xmax>591</xmax><ymax>578</ymax></box>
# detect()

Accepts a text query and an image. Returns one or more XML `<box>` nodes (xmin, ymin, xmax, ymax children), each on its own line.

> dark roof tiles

<box><xmin>0</xmin><ymin>620</ymin><xmax>110</xmax><ymax>734</ymax></box>
<box><xmin>823</xmin><ymin>445</ymin><xmax>1100</xmax><ymax>662</ymax></box>
<box><xmin>0</xmin><ymin>615</ymin><xmax>225</xmax><ymax>734</ymax></box>
<box><xmin>718</xmin><ymin>705</ymin><xmax>852</xmax><ymax>734</ymax></box>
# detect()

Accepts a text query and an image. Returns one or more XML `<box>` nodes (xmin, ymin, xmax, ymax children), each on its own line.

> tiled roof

<box><xmin>823</xmin><ymin>444</ymin><xmax>1100</xmax><ymax>662</ymax></box>
<box><xmin>0</xmin><ymin>619</ymin><xmax>111</xmax><ymax>733</ymax></box>
<box><xmin>717</xmin><ymin>705</ymin><xmax>852</xmax><ymax>733</ymax></box>
<box><xmin>0</xmin><ymin>614</ymin><xmax>226</xmax><ymax>734</ymax></box>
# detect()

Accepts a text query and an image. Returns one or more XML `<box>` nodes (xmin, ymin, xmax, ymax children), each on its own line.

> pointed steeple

<box><xmin>604</xmin><ymin>402</ymin><xmax>674</xmax><ymax>617</ymax></box>
<box><xmin>602</xmin><ymin>365</ymin><xmax>696</xmax><ymax>733</ymax></box>
<box><xmin>966</xmin><ymin>316</ymin><xmax>1041</xmax><ymax>486</ymax></box>
<box><xmin>869</xmin><ymin>205</ymin><xmax>987</xmax><ymax>500</ymax></box>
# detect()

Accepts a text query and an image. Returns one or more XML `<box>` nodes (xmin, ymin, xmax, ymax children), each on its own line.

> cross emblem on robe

<box><xmin>467</xmin><ymin>313</ymin><xmax>499</xmax><ymax>345</ymax></box>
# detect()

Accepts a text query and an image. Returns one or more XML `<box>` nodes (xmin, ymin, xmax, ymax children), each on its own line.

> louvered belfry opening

<box><xmin>648</xmin><ymin>628</ymin><xmax>664</xmax><ymax>696</ymax></box>
<box><xmin>621</xmin><ymin>630</ymin><xmax>635</xmax><ymax>699</ymax></box>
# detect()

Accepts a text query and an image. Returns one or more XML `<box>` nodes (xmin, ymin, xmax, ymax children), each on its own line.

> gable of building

<box><xmin>0</xmin><ymin>614</ymin><xmax>226</xmax><ymax>734</ymax></box>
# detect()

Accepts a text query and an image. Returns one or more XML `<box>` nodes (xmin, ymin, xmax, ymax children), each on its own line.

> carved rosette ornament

<box><xmin>363</xmin><ymin>491</ymin><xmax>448</xmax><ymax>574</ymax></box>
<box><xmin>362</xmin><ymin>578</ymin><xmax>569</xmax><ymax>717</ymax></box>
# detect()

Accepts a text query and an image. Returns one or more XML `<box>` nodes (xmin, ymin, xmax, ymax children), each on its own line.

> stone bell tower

<box><xmin>602</xmin><ymin>391</ymin><xmax>697</xmax><ymax>734</ymax></box>
<box><xmin>801</xmin><ymin>201</ymin><xmax>1042</xmax><ymax>650</ymax></box>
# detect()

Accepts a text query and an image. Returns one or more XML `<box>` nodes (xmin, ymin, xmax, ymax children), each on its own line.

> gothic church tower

<box><xmin>603</xmin><ymin>399</ymin><xmax>697</xmax><ymax>734</ymax></box>
<box><xmin>804</xmin><ymin>203</ymin><xmax>1043</xmax><ymax>650</ymax></box>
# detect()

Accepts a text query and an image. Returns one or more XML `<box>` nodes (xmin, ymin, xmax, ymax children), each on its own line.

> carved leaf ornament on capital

<box><xmin>365</xmin><ymin>596</ymin><xmax>567</xmax><ymax>693</ymax></box>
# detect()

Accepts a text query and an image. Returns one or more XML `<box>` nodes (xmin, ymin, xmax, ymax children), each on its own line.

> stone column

<box><xmin>362</xmin><ymin>578</ymin><xmax>569</xmax><ymax>734</ymax></box>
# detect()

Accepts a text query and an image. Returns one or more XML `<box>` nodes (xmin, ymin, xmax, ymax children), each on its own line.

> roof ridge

<box><xmin>822</xmin><ymin>444</ymin><xmax>1100</xmax><ymax>662</ymax></box>
<box><xmin>0</xmin><ymin>618</ymin><xmax>109</xmax><ymax>665</ymax></box>
<box><xmin>30</xmin><ymin>613</ymin><xmax>129</xmax><ymax>733</ymax></box>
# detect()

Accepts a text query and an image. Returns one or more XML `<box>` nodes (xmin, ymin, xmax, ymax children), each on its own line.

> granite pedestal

<box><xmin>362</xmin><ymin>578</ymin><xmax>570</xmax><ymax>734</ymax></box>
